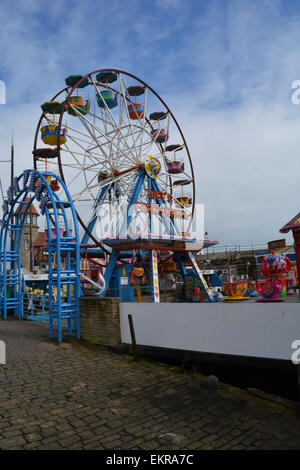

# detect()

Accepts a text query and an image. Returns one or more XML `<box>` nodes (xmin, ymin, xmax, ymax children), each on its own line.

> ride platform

<box><xmin>101</xmin><ymin>234</ymin><xmax>218</xmax><ymax>253</ymax></box>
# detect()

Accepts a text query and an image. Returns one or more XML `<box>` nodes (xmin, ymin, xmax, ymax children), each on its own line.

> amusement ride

<box><xmin>0</xmin><ymin>68</ymin><xmax>221</xmax><ymax>341</ymax></box>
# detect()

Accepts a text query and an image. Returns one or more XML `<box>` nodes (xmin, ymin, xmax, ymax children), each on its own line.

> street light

<box><xmin>246</xmin><ymin>261</ymin><xmax>250</xmax><ymax>280</ymax></box>
<box><xmin>0</xmin><ymin>131</ymin><xmax>15</xmax><ymax>268</ymax></box>
<box><xmin>205</xmin><ymin>231</ymin><xmax>209</xmax><ymax>259</ymax></box>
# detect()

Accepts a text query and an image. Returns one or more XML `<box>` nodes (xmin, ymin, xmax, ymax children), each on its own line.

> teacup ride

<box><xmin>223</xmin><ymin>281</ymin><xmax>251</xmax><ymax>301</ymax></box>
<box><xmin>278</xmin><ymin>278</ymin><xmax>287</xmax><ymax>299</ymax></box>
<box><xmin>222</xmin><ymin>282</ymin><xmax>230</xmax><ymax>297</ymax></box>
<box><xmin>256</xmin><ymin>280</ymin><xmax>284</xmax><ymax>301</ymax></box>
<box><xmin>285</xmin><ymin>278</ymin><xmax>294</xmax><ymax>295</ymax></box>
<box><xmin>256</xmin><ymin>252</ymin><xmax>291</xmax><ymax>301</ymax></box>
<box><xmin>245</xmin><ymin>280</ymin><xmax>258</xmax><ymax>297</ymax></box>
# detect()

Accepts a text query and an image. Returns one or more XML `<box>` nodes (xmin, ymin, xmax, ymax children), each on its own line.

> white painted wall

<box><xmin>120</xmin><ymin>302</ymin><xmax>300</xmax><ymax>361</ymax></box>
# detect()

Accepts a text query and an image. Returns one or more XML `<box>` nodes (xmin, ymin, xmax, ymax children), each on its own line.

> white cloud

<box><xmin>0</xmin><ymin>0</ymin><xmax>299</xmax><ymax>248</ymax></box>
<box><xmin>173</xmin><ymin>101</ymin><xmax>298</xmax><ymax>245</ymax></box>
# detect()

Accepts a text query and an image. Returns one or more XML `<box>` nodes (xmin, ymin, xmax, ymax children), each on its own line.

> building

<box><xmin>32</xmin><ymin>231</ymin><xmax>48</xmax><ymax>268</ymax></box>
<box><xmin>14</xmin><ymin>198</ymin><xmax>39</xmax><ymax>271</ymax></box>
<box><xmin>197</xmin><ymin>246</ymin><xmax>258</xmax><ymax>280</ymax></box>
<box><xmin>197</xmin><ymin>242</ymin><xmax>296</xmax><ymax>282</ymax></box>
<box><xmin>280</xmin><ymin>215</ymin><xmax>300</xmax><ymax>291</ymax></box>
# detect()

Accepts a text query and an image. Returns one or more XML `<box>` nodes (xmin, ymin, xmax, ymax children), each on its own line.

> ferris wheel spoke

<box><xmin>64</xmin><ymin>133</ymin><xmax>101</xmax><ymax>166</ymax></box>
<box><xmin>89</xmin><ymin>110</ymin><xmax>139</xmax><ymax>163</ymax></box>
<box><xmin>90</xmin><ymin>75</ymin><xmax>139</xmax><ymax>162</ymax></box>
<box><xmin>45</xmin><ymin>159</ymin><xmax>88</xmax><ymax>172</ymax></box>
<box><xmin>113</xmin><ymin>85</ymin><xmax>145</xmax><ymax>162</ymax></box>
<box><xmin>85</xmin><ymin>125</ymin><xmax>142</xmax><ymax>157</ymax></box>
<box><xmin>119</xmin><ymin>76</ymin><xmax>144</xmax><ymax>158</ymax></box>
<box><xmin>60</xmin><ymin>146</ymin><xmax>104</xmax><ymax>163</ymax></box>
<box><xmin>76</xmin><ymin>111</ymin><xmax>139</xmax><ymax>167</ymax></box>
<box><xmin>62</xmin><ymin>122</ymin><xmax>95</xmax><ymax>141</ymax></box>
<box><xmin>136</xmin><ymin>136</ymin><xmax>159</xmax><ymax>159</ymax></box>
<box><xmin>62</xmin><ymin>129</ymin><xmax>96</xmax><ymax>148</ymax></box>
<box><xmin>61</xmin><ymin>139</ymin><xmax>92</xmax><ymax>170</ymax></box>
<box><xmin>75</xmin><ymin>112</ymin><xmax>113</xmax><ymax>168</ymax></box>
<box><xmin>72</xmin><ymin>175</ymin><xmax>106</xmax><ymax>202</ymax></box>
<box><xmin>64</xmin><ymin>133</ymin><xmax>118</xmax><ymax>164</ymax></box>
<box><xmin>75</xmin><ymin>113</ymin><xmax>115</xmax><ymax>174</ymax></box>
<box><xmin>136</xmin><ymin>87</ymin><xmax>148</xmax><ymax>162</ymax></box>
<box><xmin>96</xmin><ymin>166</ymin><xmax>139</xmax><ymax>194</ymax></box>
<box><xmin>64</xmin><ymin>170</ymin><xmax>94</xmax><ymax>196</ymax></box>
<box><xmin>155</xmin><ymin>175</ymin><xmax>171</xmax><ymax>195</ymax></box>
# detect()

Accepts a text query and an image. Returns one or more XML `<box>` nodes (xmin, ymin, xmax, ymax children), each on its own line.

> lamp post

<box><xmin>29</xmin><ymin>204</ymin><xmax>33</xmax><ymax>272</ymax></box>
<box><xmin>205</xmin><ymin>231</ymin><xmax>208</xmax><ymax>260</ymax></box>
<box><xmin>0</xmin><ymin>134</ymin><xmax>14</xmax><ymax>268</ymax></box>
<box><xmin>246</xmin><ymin>261</ymin><xmax>250</xmax><ymax>280</ymax></box>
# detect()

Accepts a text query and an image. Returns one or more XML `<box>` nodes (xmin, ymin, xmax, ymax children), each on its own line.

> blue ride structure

<box><xmin>0</xmin><ymin>169</ymin><xmax>80</xmax><ymax>342</ymax></box>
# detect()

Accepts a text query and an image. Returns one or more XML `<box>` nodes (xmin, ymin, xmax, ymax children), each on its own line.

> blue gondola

<box><xmin>149</xmin><ymin>111</ymin><xmax>168</xmax><ymax>121</ymax></box>
<box><xmin>33</xmin><ymin>148</ymin><xmax>59</xmax><ymax>159</ymax></box>
<box><xmin>41</xmin><ymin>101</ymin><xmax>63</xmax><ymax>114</ymax></box>
<box><xmin>96</xmin><ymin>90</ymin><xmax>118</xmax><ymax>109</ymax></box>
<box><xmin>65</xmin><ymin>75</ymin><xmax>89</xmax><ymax>88</ymax></box>
<box><xmin>127</xmin><ymin>85</ymin><xmax>145</xmax><ymax>96</ymax></box>
<box><xmin>96</xmin><ymin>71</ymin><xmax>117</xmax><ymax>83</ymax></box>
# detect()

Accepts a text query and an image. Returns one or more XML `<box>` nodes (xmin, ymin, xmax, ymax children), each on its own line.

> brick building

<box><xmin>14</xmin><ymin>199</ymin><xmax>39</xmax><ymax>271</ymax></box>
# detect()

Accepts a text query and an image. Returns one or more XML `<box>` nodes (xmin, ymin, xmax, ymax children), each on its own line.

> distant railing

<box><xmin>202</xmin><ymin>243</ymin><xmax>274</xmax><ymax>255</ymax></box>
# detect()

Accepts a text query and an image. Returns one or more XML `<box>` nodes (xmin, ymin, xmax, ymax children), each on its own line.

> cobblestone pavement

<box><xmin>1</xmin><ymin>318</ymin><xmax>300</xmax><ymax>450</ymax></box>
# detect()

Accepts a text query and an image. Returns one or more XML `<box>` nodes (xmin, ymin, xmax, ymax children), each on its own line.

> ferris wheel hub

<box><xmin>144</xmin><ymin>155</ymin><xmax>161</xmax><ymax>179</ymax></box>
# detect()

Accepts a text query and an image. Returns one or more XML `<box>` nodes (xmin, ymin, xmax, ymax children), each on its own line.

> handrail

<box><xmin>80</xmin><ymin>272</ymin><xmax>105</xmax><ymax>295</ymax></box>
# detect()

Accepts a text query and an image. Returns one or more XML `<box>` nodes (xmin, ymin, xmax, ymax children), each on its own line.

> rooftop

<box><xmin>280</xmin><ymin>212</ymin><xmax>300</xmax><ymax>233</ymax></box>
<box><xmin>14</xmin><ymin>198</ymin><xmax>39</xmax><ymax>216</ymax></box>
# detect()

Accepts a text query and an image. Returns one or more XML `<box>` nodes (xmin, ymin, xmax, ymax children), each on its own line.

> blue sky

<box><xmin>0</xmin><ymin>0</ymin><xmax>299</xmax><ymax>246</ymax></box>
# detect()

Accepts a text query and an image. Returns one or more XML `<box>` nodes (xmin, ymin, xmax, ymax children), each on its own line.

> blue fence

<box><xmin>21</xmin><ymin>292</ymin><xmax>74</xmax><ymax>330</ymax></box>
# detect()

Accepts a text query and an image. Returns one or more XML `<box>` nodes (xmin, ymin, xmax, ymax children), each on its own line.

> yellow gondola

<box><xmin>41</xmin><ymin>125</ymin><xmax>67</xmax><ymax>146</ymax></box>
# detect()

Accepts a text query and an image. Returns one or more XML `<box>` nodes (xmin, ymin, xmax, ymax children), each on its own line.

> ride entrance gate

<box><xmin>0</xmin><ymin>169</ymin><xmax>80</xmax><ymax>342</ymax></box>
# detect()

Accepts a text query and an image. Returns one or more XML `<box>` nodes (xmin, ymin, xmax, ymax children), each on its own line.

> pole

<box><xmin>0</xmin><ymin>178</ymin><xmax>4</xmax><ymax>201</ymax></box>
<box><xmin>128</xmin><ymin>314</ymin><xmax>139</xmax><ymax>361</ymax></box>
<box><xmin>11</xmin><ymin>131</ymin><xmax>14</xmax><ymax>190</ymax></box>
<box><xmin>10</xmin><ymin>132</ymin><xmax>14</xmax><ymax>269</ymax></box>
<box><xmin>30</xmin><ymin>205</ymin><xmax>33</xmax><ymax>272</ymax></box>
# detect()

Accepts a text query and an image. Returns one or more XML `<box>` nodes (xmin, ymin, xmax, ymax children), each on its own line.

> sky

<box><xmin>0</xmin><ymin>0</ymin><xmax>299</xmax><ymax>247</ymax></box>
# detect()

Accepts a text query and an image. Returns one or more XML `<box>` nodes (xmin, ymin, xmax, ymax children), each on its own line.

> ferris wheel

<box><xmin>33</xmin><ymin>69</ymin><xmax>196</xmax><ymax>253</ymax></box>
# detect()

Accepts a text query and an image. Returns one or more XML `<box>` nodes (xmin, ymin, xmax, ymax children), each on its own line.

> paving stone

<box><xmin>1</xmin><ymin>318</ymin><xmax>300</xmax><ymax>450</ymax></box>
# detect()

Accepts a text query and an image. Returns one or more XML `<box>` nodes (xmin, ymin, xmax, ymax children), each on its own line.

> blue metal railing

<box><xmin>0</xmin><ymin>169</ymin><xmax>81</xmax><ymax>342</ymax></box>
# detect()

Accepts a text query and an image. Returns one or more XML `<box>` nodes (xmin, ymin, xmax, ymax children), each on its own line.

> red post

<box><xmin>293</xmin><ymin>230</ymin><xmax>300</xmax><ymax>295</ymax></box>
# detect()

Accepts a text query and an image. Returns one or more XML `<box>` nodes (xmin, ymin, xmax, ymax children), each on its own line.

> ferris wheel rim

<box><xmin>33</xmin><ymin>68</ymin><xmax>196</xmax><ymax>247</ymax></box>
